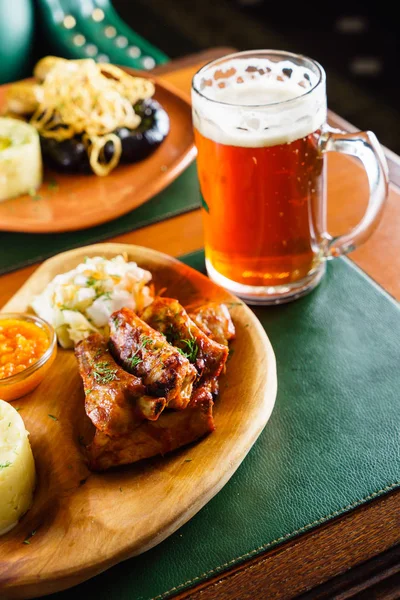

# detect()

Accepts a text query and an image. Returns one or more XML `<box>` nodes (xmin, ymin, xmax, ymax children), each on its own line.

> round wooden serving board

<box><xmin>0</xmin><ymin>244</ymin><xmax>277</xmax><ymax>599</ymax></box>
<box><xmin>0</xmin><ymin>73</ymin><xmax>196</xmax><ymax>233</ymax></box>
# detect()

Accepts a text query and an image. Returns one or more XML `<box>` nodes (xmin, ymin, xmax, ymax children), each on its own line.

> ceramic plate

<box><xmin>0</xmin><ymin>72</ymin><xmax>196</xmax><ymax>233</ymax></box>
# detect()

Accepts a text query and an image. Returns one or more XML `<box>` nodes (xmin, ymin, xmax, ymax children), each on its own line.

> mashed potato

<box><xmin>31</xmin><ymin>255</ymin><xmax>153</xmax><ymax>348</ymax></box>
<box><xmin>0</xmin><ymin>400</ymin><xmax>36</xmax><ymax>535</ymax></box>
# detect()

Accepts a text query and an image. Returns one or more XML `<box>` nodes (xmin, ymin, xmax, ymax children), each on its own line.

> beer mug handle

<box><xmin>320</xmin><ymin>128</ymin><xmax>389</xmax><ymax>258</ymax></box>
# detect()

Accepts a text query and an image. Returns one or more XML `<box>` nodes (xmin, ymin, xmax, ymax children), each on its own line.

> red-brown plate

<box><xmin>0</xmin><ymin>72</ymin><xmax>196</xmax><ymax>233</ymax></box>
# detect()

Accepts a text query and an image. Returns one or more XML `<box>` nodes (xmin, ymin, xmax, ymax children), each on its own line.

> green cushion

<box><xmin>36</xmin><ymin>0</ymin><xmax>168</xmax><ymax>70</ymax></box>
<box><xmin>0</xmin><ymin>0</ymin><xmax>168</xmax><ymax>84</ymax></box>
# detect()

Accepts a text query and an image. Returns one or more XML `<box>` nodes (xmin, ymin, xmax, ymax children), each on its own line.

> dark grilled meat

<box><xmin>75</xmin><ymin>333</ymin><xmax>166</xmax><ymax>437</ymax></box>
<box><xmin>140</xmin><ymin>297</ymin><xmax>229</xmax><ymax>380</ymax></box>
<box><xmin>187</xmin><ymin>302</ymin><xmax>236</xmax><ymax>347</ymax></box>
<box><xmin>87</xmin><ymin>390</ymin><xmax>215</xmax><ymax>471</ymax></box>
<box><xmin>109</xmin><ymin>308</ymin><xmax>197</xmax><ymax>410</ymax></box>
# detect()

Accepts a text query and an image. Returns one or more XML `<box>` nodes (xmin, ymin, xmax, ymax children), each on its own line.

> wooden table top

<box><xmin>1</xmin><ymin>48</ymin><xmax>399</xmax><ymax>599</ymax></box>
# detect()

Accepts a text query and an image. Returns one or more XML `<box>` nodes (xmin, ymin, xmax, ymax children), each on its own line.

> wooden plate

<box><xmin>0</xmin><ymin>244</ymin><xmax>277</xmax><ymax>599</ymax></box>
<box><xmin>0</xmin><ymin>73</ymin><xmax>196</xmax><ymax>233</ymax></box>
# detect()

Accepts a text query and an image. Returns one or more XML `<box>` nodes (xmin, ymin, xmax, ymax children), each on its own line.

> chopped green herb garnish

<box><xmin>100</xmin><ymin>291</ymin><xmax>112</xmax><ymax>301</ymax></box>
<box><xmin>15</xmin><ymin>407</ymin><xmax>21</xmax><ymax>412</ymax></box>
<box><xmin>86</xmin><ymin>276</ymin><xmax>98</xmax><ymax>287</ymax></box>
<box><xmin>184</xmin><ymin>459</ymin><xmax>192</xmax><ymax>463</ymax></box>
<box><xmin>8</xmin><ymin>422</ymin><xmax>11</xmax><ymax>428</ymax></box>
<box><xmin>168</xmin><ymin>326</ymin><xmax>199</xmax><ymax>363</ymax></box>
<box><xmin>130</xmin><ymin>355</ymin><xmax>143</xmax><ymax>368</ymax></box>
<box><xmin>110</xmin><ymin>315</ymin><xmax>120</xmax><ymax>328</ymax></box>
<box><xmin>23</xmin><ymin>530</ymin><xmax>36</xmax><ymax>545</ymax></box>
<box><xmin>119</xmin><ymin>487</ymin><xmax>123</xmax><ymax>492</ymax></box>
<box><xmin>93</xmin><ymin>362</ymin><xmax>118</xmax><ymax>384</ymax></box>
<box><xmin>179</xmin><ymin>337</ymin><xmax>199</xmax><ymax>363</ymax></box>
<box><xmin>127</xmin><ymin>335</ymin><xmax>154</xmax><ymax>370</ymax></box>
<box><xmin>228</xmin><ymin>348</ymin><xmax>235</xmax><ymax>361</ymax></box>
<box><xmin>0</xmin><ymin>461</ymin><xmax>11</xmax><ymax>469</ymax></box>
<box><xmin>48</xmin><ymin>414</ymin><xmax>58</xmax><ymax>421</ymax></box>
<box><xmin>141</xmin><ymin>336</ymin><xmax>154</xmax><ymax>348</ymax></box>
<box><xmin>67</xmin><ymin>464</ymin><xmax>73</xmax><ymax>470</ymax></box>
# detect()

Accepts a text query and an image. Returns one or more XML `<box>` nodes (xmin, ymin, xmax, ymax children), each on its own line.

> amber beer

<box><xmin>192</xmin><ymin>51</ymin><xmax>330</xmax><ymax>303</ymax></box>
<box><xmin>192</xmin><ymin>51</ymin><xmax>388</xmax><ymax>303</ymax></box>
<box><xmin>194</xmin><ymin>127</ymin><xmax>324</xmax><ymax>288</ymax></box>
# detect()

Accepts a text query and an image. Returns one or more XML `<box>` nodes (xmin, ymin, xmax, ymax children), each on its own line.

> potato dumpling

<box><xmin>0</xmin><ymin>399</ymin><xmax>36</xmax><ymax>535</ymax></box>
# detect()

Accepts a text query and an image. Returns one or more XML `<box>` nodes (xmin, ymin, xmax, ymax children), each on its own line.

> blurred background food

<box><xmin>0</xmin><ymin>0</ymin><xmax>398</xmax><ymax>153</ymax></box>
<box><xmin>2</xmin><ymin>57</ymin><xmax>170</xmax><ymax>177</ymax></box>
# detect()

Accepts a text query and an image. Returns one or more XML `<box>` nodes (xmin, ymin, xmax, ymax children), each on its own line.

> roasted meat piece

<box><xmin>109</xmin><ymin>308</ymin><xmax>197</xmax><ymax>410</ymax></box>
<box><xmin>190</xmin><ymin>379</ymin><xmax>215</xmax><ymax>403</ymax></box>
<box><xmin>75</xmin><ymin>333</ymin><xmax>166</xmax><ymax>437</ymax></box>
<box><xmin>187</xmin><ymin>302</ymin><xmax>236</xmax><ymax>347</ymax></box>
<box><xmin>87</xmin><ymin>391</ymin><xmax>215</xmax><ymax>471</ymax></box>
<box><xmin>140</xmin><ymin>297</ymin><xmax>229</xmax><ymax>380</ymax></box>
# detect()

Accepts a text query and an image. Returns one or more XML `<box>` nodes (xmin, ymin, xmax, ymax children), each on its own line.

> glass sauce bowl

<box><xmin>0</xmin><ymin>313</ymin><xmax>57</xmax><ymax>401</ymax></box>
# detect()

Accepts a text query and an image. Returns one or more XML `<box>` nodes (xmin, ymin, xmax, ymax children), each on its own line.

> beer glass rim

<box><xmin>192</xmin><ymin>49</ymin><xmax>326</xmax><ymax>108</ymax></box>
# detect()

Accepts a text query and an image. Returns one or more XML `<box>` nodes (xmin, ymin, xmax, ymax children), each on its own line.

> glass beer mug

<box><xmin>192</xmin><ymin>50</ymin><xmax>389</xmax><ymax>304</ymax></box>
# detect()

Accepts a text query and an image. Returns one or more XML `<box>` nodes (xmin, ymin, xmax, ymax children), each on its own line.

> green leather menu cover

<box><xmin>0</xmin><ymin>164</ymin><xmax>199</xmax><ymax>276</ymax></box>
<box><xmin>48</xmin><ymin>253</ymin><xmax>400</xmax><ymax>600</ymax></box>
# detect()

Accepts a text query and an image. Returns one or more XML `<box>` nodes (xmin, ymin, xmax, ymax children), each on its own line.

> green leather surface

<box><xmin>0</xmin><ymin>164</ymin><xmax>199</xmax><ymax>276</ymax></box>
<box><xmin>47</xmin><ymin>252</ymin><xmax>400</xmax><ymax>600</ymax></box>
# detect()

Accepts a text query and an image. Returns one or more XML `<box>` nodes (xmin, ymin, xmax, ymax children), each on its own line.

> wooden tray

<box><xmin>0</xmin><ymin>74</ymin><xmax>196</xmax><ymax>233</ymax></box>
<box><xmin>0</xmin><ymin>243</ymin><xmax>277</xmax><ymax>599</ymax></box>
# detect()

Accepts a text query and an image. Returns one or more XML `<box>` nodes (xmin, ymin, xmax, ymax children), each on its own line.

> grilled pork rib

<box><xmin>76</xmin><ymin>301</ymin><xmax>233</xmax><ymax>471</ymax></box>
<box><xmin>109</xmin><ymin>307</ymin><xmax>197</xmax><ymax>410</ymax></box>
<box><xmin>140</xmin><ymin>297</ymin><xmax>229</xmax><ymax>380</ymax></box>
<box><xmin>187</xmin><ymin>302</ymin><xmax>236</xmax><ymax>347</ymax></box>
<box><xmin>88</xmin><ymin>392</ymin><xmax>215</xmax><ymax>471</ymax></box>
<box><xmin>75</xmin><ymin>333</ymin><xmax>166</xmax><ymax>437</ymax></box>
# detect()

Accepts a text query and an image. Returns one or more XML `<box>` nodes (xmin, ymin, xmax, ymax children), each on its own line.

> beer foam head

<box><xmin>192</xmin><ymin>55</ymin><xmax>327</xmax><ymax>147</ymax></box>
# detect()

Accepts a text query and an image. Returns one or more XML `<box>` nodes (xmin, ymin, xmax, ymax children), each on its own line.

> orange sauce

<box><xmin>0</xmin><ymin>319</ymin><xmax>49</xmax><ymax>379</ymax></box>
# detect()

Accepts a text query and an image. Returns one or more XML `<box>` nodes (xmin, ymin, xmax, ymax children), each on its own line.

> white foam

<box><xmin>192</xmin><ymin>57</ymin><xmax>327</xmax><ymax>148</ymax></box>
